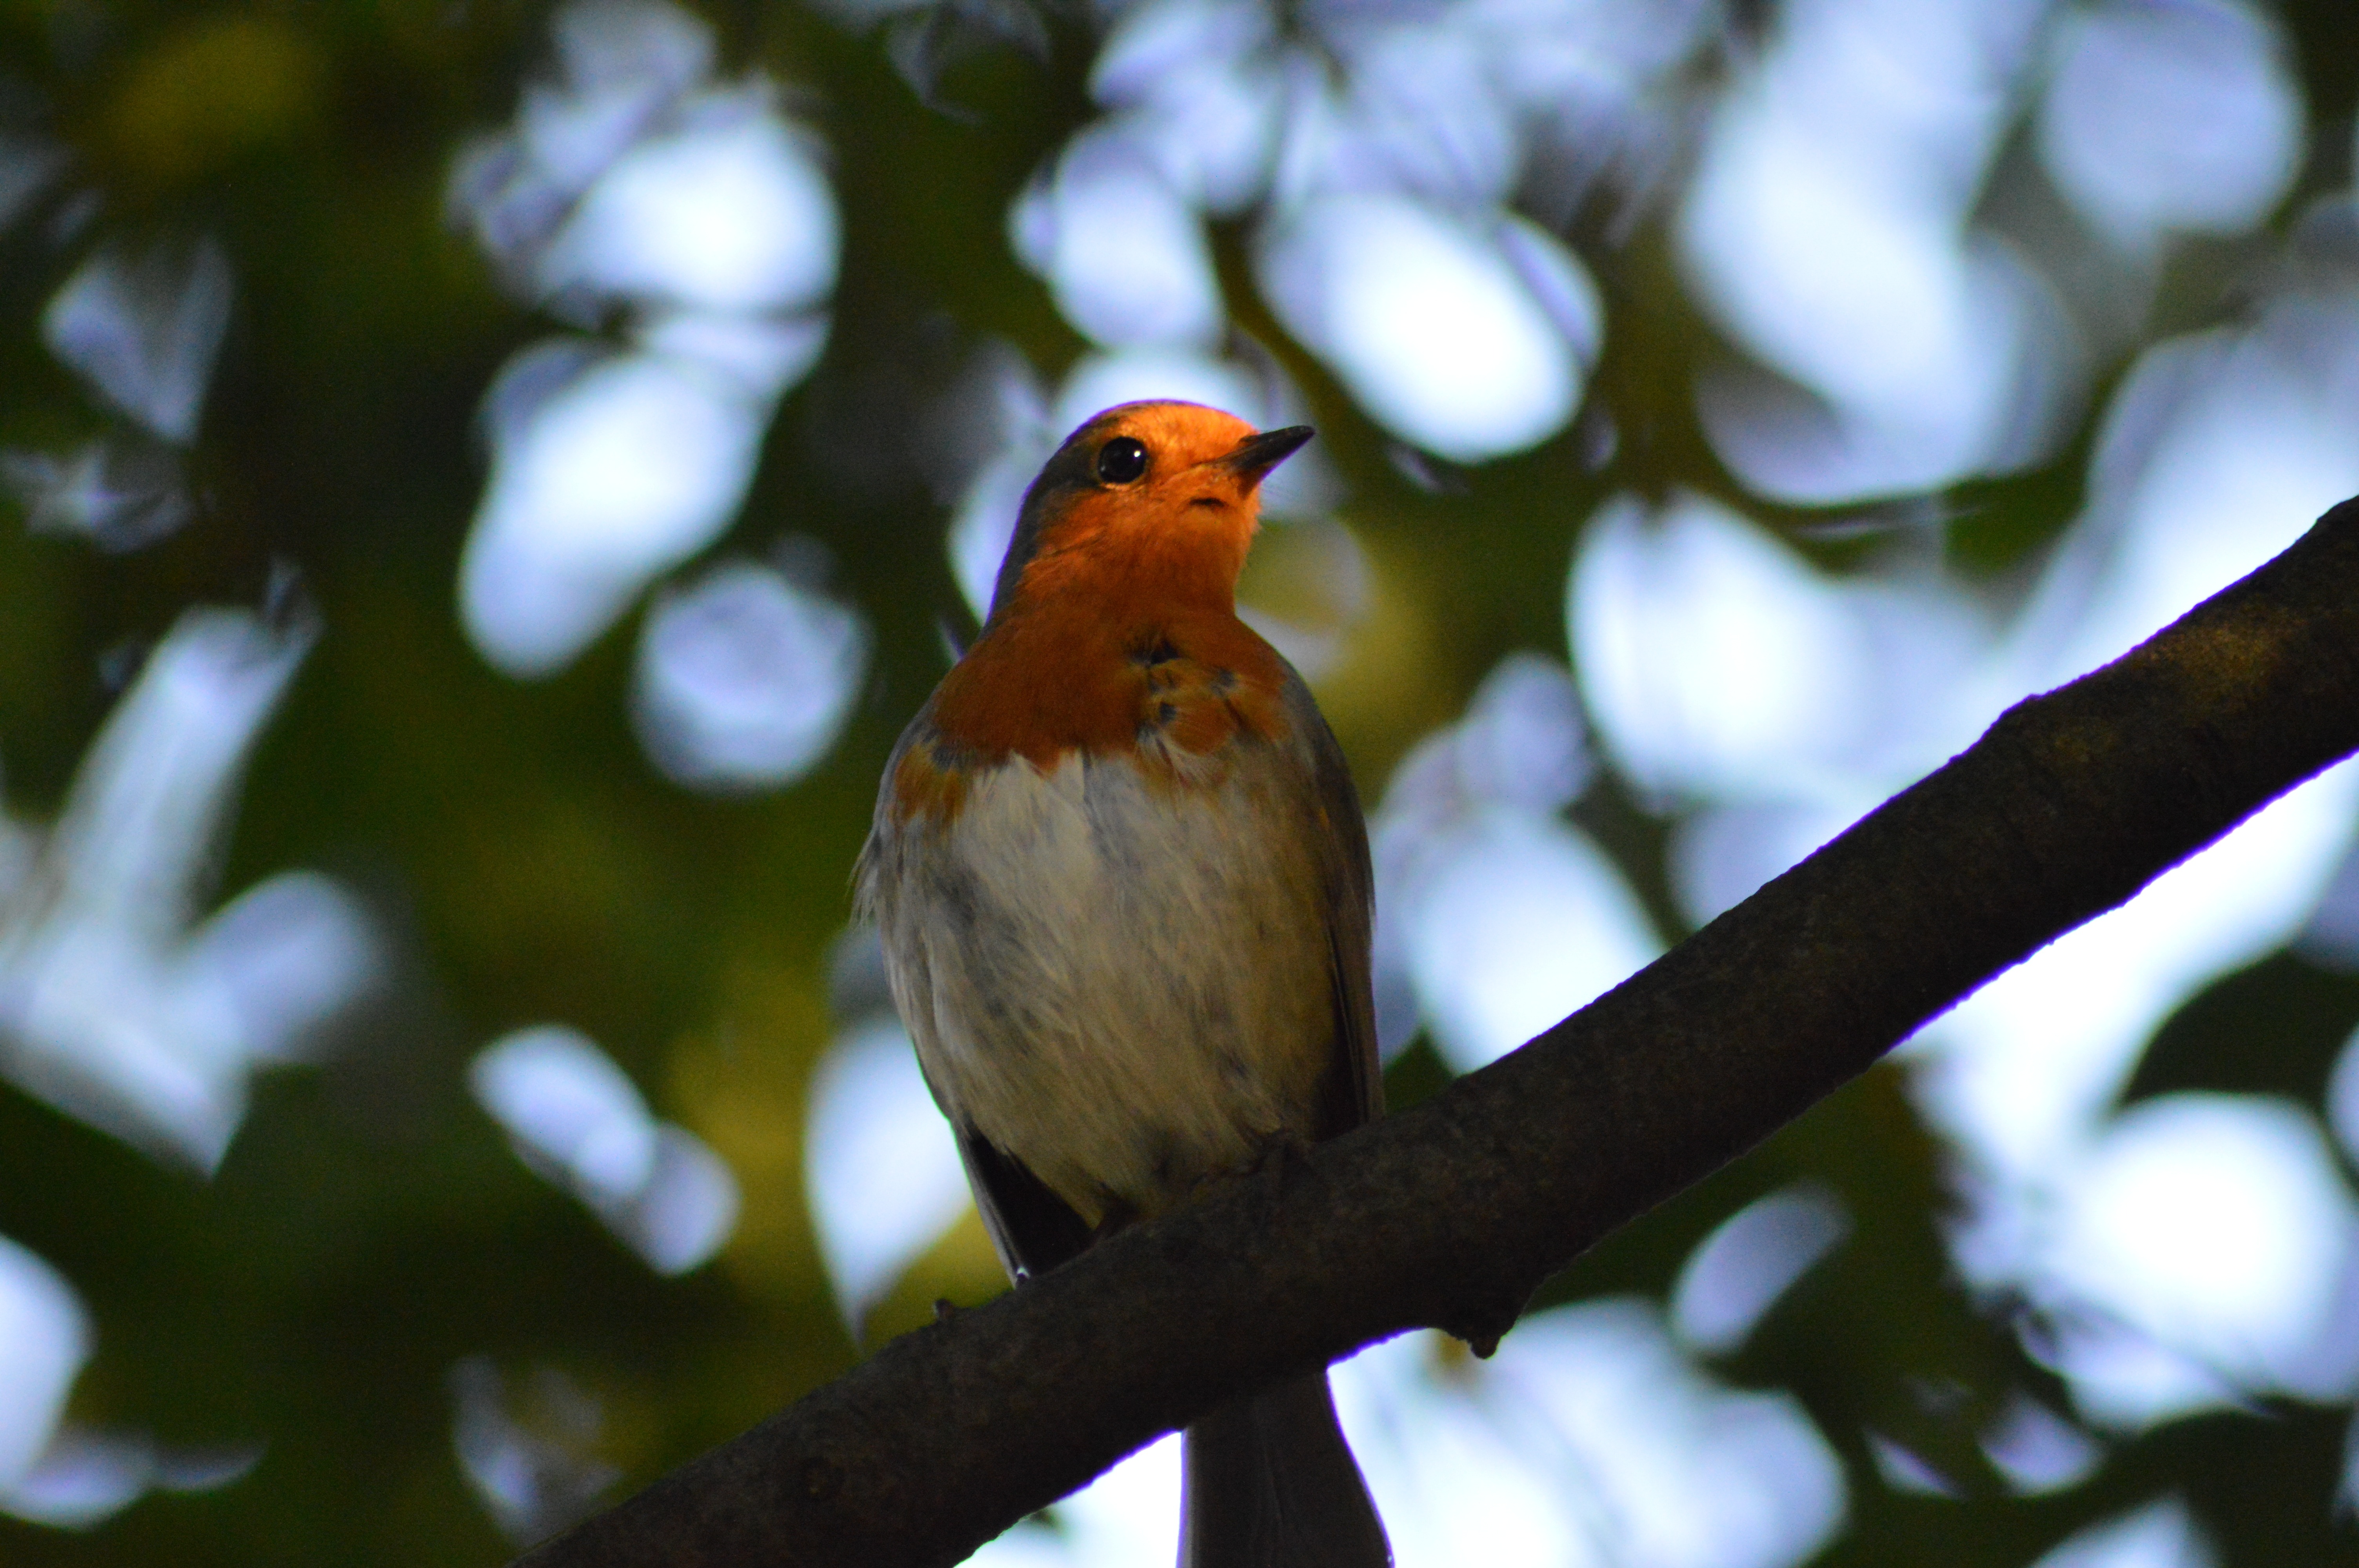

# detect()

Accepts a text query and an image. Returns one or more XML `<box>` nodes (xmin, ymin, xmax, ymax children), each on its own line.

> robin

<box><xmin>857</xmin><ymin>400</ymin><xmax>1390</xmax><ymax>1567</ymax></box>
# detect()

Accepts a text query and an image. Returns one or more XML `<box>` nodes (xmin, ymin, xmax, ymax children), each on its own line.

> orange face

<box><xmin>996</xmin><ymin>401</ymin><xmax>1313</xmax><ymax>621</ymax></box>
<box><xmin>907</xmin><ymin>401</ymin><xmax>1317</xmax><ymax>786</ymax></box>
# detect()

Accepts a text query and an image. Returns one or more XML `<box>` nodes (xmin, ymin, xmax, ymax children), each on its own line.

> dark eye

<box><xmin>1096</xmin><ymin>437</ymin><xmax>1149</xmax><ymax>485</ymax></box>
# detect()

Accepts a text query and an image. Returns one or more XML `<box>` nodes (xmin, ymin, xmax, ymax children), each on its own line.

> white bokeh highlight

<box><xmin>1399</xmin><ymin>806</ymin><xmax>1661</xmax><ymax>1072</ymax></box>
<box><xmin>970</xmin><ymin>1309</ymin><xmax>1844</xmax><ymax>1568</ymax></box>
<box><xmin>470</xmin><ymin>1025</ymin><xmax>740</xmax><ymax>1275</ymax></box>
<box><xmin>1573</xmin><ymin>494</ymin><xmax>1876</xmax><ymax>803</ymax></box>
<box><xmin>462</xmin><ymin>325</ymin><xmax>825</xmax><ymax>679</ymax></box>
<box><xmin>41</xmin><ymin>235</ymin><xmax>232</xmax><ymax>447</ymax></box>
<box><xmin>1</xmin><ymin>434</ymin><xmax>194</xmax><ymax>553</ymax></box>
<box><xmin>2030</xmin><ymin>1497</ymin><xmax>2216</xmax><ymax>1568</ymax></box>
<box><xmin>1570</xmin><ymin>488</ymin><xmax>1993</xmax><ymax>882</ymax></box>
<box><xmin>2033</xmin><ymin>1095</ymin><xmax>2359</xmax><ymax>1425</ymax></box>
<box><xmin>1922</xmin><ymin>764</ymin><xmax>2359</xmax><ymax>1192</ymax></box>
<box><xmin>0</xmin><ymin>610</ymin><xmax>380</xmax><ymax>1171</ymax></box>
<box><xmin>967</xmin><ymin>1433</ymin><xmax>1185</xmax><ymax>1568</ymax></box>
<box><xmin>447</xmin><ymin>0</ymin><xmax>719</xmax><ymax>285</ymax></box>
<box><xmin>2025</xmin><ymin>292</ymin><xmax>2359</xmax><ymax>686</ymax></box>
<box><xmin>1980</xmin><ymin>1392</ymin><xmax>2104</xmax><ymax>1497</ymax></box>
<box><xmin>537</xmin><ymin>100</ymin><xmax>838</xmax><ymax>314</ymax></box>
<box><xmin>2327</xmin><ymin>1025</ymin><xmax>2359</xmax><ymax>1165</ymax></box>
<box><xmin>1352</xmin><ymin>1305</ymin><xmax>1845</xmax><ymax>1568</ymax></box>
<box><xmin>803</xmin><ymin>1016</ymin><xmax>972</xmax><ymax>1318</ymax></box>
<box><xmin>632</xmin><ymin>558</ymin><xmax>869</xmax><ymax>791</ymax></box>
<box><xmin>1260</xmin><ymin>196</ymin><xmax>1594</xmax><ymax>463</ymax></box>
<box><xmin>1012</xmin><ymin>131</ymin><xmax>1225</xmax><ymax>349</ymax></box>
<box><xmin>0</xmin><ymin>1236</ymin><xmax>89</xmax><ymax>1510</ymax></box>
<box><xmin>1029</xmin><ymin>0</ymin><xmax>1695</xmax><ymax>473</ymax></box>
<box><xmin>4</xmin><ymin>1428</ymin><xmax>260</xmax><ymax>1530</ymax></box>
<box><xmin>2036</xmin><ymin>0</ymin><xmax>2301</xmax><ymax>250</ymax></box>
<box><xmin>1671</xmin><ymin>1183</ymin><xmax>1852</xmax><ymax>1357</ymax></box>
<box><xmin>1088</xmin><ymin>0</ymin><xmax>1281</xmax><ymax>215</ymax></box>
<box><xmin>451</xmin><ymin>0</ymin><xmax>838</xmax><ymax>681</ymax></box>
<box><xmin>1372</xmin><ymin>653</ymin><xmax>1655</xmax><ymax>1073</ymax></box>
<box><xmin>451</xmin><ymin>1356</ymin><xmax>618</xmax><ymax>1546</ymax></box>
<box><xmin>1679</xmin><ymin>0</ymin><xmax>2075</xmax><ymax>501</ymax></box>
<box><xmin>0</xmin><ymin>1234</ymin><xmax>257</xmax><ymax>1530</ymax></box>
<box><xmin>1489</xmin><ymin>1301</ymin><xmax>1850</xmax><ymax>1568</ymax></box>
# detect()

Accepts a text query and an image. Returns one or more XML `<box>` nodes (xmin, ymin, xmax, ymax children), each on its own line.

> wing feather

<box><xmin>953</xmin><ymin>1124</ymin><xmax>1094</xmax><ymax>1279</ymax></box>
<box><xmin>1277</xmin><ymin>668</ymin><xmax>1383</xmax><ymax>1137</ymax></box>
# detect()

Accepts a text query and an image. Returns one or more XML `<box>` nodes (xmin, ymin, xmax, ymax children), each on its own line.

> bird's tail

<box><xmin>1179</xmin><ymin>1370</ymin><xmax>1391</xmax><ymax>1568</ymax></box>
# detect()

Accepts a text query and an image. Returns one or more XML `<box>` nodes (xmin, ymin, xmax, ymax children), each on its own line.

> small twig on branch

<box><xmin>516</xmin><ymin>498</ymin><xmax>2359</xmax><ymax>1568</ymax></box>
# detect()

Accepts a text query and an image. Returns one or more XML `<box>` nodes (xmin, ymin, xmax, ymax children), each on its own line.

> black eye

<box><xmin>1096</xmin><ymin>436</ymin><xmax>1149</xmax><ymax>484</ymax></box>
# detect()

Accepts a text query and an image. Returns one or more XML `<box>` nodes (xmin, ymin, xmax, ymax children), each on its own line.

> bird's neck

<box><xmin>1001</xmin><ymin>514</ymin><xmax>1249</xmax><ymax>624</ymax></box>
<box><xmin>926</xmin><ymin>540</ymin><xmax>1283</xmax><ymax>767</ymax></box>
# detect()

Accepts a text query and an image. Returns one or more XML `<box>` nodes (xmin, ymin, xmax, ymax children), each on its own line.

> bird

<box><xmin>856</xmin><ymin>399</ymin><xmax>1391</xmax><ymax>1568</ymax></box>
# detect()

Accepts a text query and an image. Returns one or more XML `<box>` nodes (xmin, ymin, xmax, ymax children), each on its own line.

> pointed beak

<box><xmin>1219</xmin><ymin>425</ymin><xmax>1315</xmax><ymax>489</ymax></box>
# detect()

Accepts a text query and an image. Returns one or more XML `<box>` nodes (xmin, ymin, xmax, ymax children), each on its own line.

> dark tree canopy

<box><xmin>2</xmin><ymin>2</ymin><xmax>2359</xmax><ymax>1566</ymax></box>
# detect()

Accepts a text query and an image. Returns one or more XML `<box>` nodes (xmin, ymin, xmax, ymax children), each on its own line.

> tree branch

<box><xmin>517</xmin><ymin>499</ymin><xmax>2359</xmax><ymax>1568</ymax></box>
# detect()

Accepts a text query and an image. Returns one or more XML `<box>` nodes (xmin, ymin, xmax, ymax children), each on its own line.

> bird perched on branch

<box><xmin>857</xmin><ymin>400</ymin><xmax>1390</xmax><ymax>1568</ymax></box>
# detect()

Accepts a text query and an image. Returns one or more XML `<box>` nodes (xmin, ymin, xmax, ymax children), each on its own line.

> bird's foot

<box><xmin>1253</xmin><ymin>1132</ymin><xmax>1316</xmax><ymax>1213</ymax></box>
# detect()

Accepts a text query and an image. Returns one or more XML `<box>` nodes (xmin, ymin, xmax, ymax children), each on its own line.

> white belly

<box><xmin>872</xmin><ymin>746</ymin><xmax>1335</xmax><ymax>1223</ymax></box>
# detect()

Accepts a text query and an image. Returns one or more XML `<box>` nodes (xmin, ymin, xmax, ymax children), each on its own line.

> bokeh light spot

<box><xmin>2036</xmin><ymin>0</ymin><xmax>2300</xmax><ymax>249</ymax></box>
<box><xmin>803</xmin><ymin>1017</ymin><xmax>972</xmax><ymax>1318</ymax></box>
<box><xmin>1260</xmin><ymin>194</ymin><xmax>1585</xmax><ymax>462</ymax></box>
<box><xmin>633</xmin><ymin>558</ymin><xmax>869</xmax><ymax>791</ymax></box>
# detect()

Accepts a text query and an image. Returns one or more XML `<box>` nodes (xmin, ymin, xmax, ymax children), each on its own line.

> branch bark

<box><xmin>518</xmin><ymin>499</ymin><xmax>2359</xmax><ymax>1568</ymax></box>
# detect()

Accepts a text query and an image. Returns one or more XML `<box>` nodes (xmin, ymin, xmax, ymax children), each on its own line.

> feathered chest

<box><xmin>858</xmin><ymin>731</ymin><xmax>1341</xmax><ymax>1221</ymax></box>
<box><xmin>889</xmin><ymin>605</ymin><xmax>1294</xmax><ymax>812</ymax></box>
<box><xmin>853</xmin><ymin>617</ymin><xmax>1350</xmax><ymax>1222</ymax></box>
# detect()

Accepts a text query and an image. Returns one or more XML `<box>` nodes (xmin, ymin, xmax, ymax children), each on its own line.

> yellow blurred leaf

<box><xmin>107</xmin><ymin>15</ymin><xmax>322</xmax><ymax>182</ymax></box>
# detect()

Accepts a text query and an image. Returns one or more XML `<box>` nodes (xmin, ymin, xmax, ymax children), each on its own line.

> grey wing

<box><xmin>1277</xmin><ymin>666</ymin><xmax>1383</xmax><ymax>1136</ymax></box>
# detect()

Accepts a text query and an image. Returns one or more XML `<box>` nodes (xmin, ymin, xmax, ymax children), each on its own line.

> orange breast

<box><xmin>891</xmin><ymin>601</ymin><xmax>1291</xmax><ymax>824</ymax></box>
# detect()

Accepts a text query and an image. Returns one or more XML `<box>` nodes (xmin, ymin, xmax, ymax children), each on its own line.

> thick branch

<box><xmin>519</xmin><ymin>499</ymin><xmax>2359</xmax><ymax>1568</ymax></box>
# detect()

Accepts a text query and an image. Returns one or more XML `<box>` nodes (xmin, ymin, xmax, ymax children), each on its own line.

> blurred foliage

<box><xmin>1</xmin><ymin>0</ymin><xmax>2358</xmax><ymax>1565</ymax></box>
